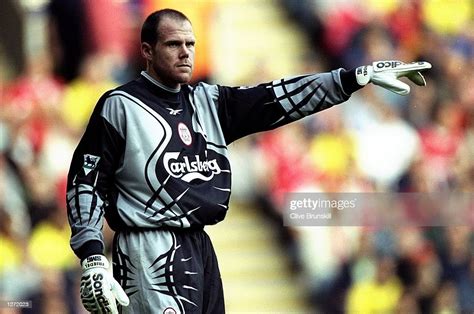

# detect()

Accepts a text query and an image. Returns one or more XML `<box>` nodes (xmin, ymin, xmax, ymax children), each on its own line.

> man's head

<box><xmin>141</xmin><ymin>9</ymin><xmax>195</xmax><ymax>89</ymax></box>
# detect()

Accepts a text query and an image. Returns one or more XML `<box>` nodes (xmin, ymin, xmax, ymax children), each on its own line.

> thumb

<box><xmin>396</xmin><ymin>61</ymin><xmax>431</xmax><ymax>86</ymax></box>
<box><xmin>405</xmin><ymin>71</ymin><xmax>427</xmax><ymax>86</ymax></box>
<box><xmin>111</xmin><ymin>279</ymin><xmax>130</xmax><ymax>306</ymax></box>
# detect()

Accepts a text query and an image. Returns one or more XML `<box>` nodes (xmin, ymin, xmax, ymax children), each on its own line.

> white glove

<box><xmin>80</xmin><ymin>255</ymin><xmax>129</xmax><ymax>313</ymax></box>
<box><xmin>356</xmin><ymin>60</ymin><xmax>432</xmax><ymax>95</ymax></box>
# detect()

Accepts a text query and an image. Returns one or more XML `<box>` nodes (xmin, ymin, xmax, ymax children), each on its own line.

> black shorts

<box><xmin>112</xmin><ymin>227</ymin><xmax>224</xmax><ymax>313</ymax></box>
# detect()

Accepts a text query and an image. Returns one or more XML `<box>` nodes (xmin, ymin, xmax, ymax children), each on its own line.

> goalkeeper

<box><xmin>66</xmin><ymin>8</ymin><xmax>431</xmax><ymax>314</ymax></box>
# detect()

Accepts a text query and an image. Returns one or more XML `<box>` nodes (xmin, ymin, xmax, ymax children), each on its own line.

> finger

<box><xmin>395</xmin><ymin>61</ymin><xmax>432</xmax><ymax>72</ymax></box>
<box><xmin>372</xmin><ymin>74</ymin><xmax>411</xmax><ymax>95</ymax></box>
<box><xmin>111</xmin><ymin>280</ymin><xmax>130</xmax><ymax>306</ymax></box>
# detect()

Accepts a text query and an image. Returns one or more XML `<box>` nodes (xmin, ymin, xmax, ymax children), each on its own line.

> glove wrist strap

<box><xmin>355</xmin><ymin>65</ymin><xmax>372</xmax><ymax>86</ymax></box>
<box><xmin>82</xmin><ymin>254</ymin><xmax>109</xmax><ymax>270</ymax></box>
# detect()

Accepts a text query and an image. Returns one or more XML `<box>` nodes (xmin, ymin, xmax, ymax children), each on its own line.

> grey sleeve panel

<box><xmin>270</xmin><ymin>69</ymin><xmax>349</xmax><ymax>124</ymax></box>
<box><xmin>67</xmin><ymin>184</ymin><xmax>106</xmax><ymax>253</ymax></box>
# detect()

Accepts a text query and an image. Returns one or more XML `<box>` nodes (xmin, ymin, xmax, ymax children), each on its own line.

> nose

<box><xmin>180</xmin><ymin>44</ymin><xmax>190</xmax><ymax>58</ymax></box>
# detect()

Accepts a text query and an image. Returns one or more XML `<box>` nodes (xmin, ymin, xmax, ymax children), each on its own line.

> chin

<box><xmin>177</xmin><ymin>75</ymin><xmax>192</xmax><ymax>84</ymax></box>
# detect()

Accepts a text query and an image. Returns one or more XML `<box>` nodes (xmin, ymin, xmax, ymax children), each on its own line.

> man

<box><xmin>67</xmin><ymin>8</ymin><xmax>431</xmax><ymax>314</ymax></box>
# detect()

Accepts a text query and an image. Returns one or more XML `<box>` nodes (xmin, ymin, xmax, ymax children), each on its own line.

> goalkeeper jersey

<box><xmin>67</xmin><ymin>70</ymin><xmax>353</xmax><ymax>259</ymax></box>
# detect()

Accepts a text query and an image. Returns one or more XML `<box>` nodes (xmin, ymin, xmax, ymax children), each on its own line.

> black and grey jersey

<box><xmin>67</xmin><ymin>69</ymin><xmax>353</xmax><ymax>258</ymax></box>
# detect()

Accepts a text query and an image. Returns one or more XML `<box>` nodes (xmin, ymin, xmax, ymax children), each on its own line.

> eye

<box><xmin>186</xmin><ymin>42</ymin><xmax>195</xmax><ymax>48</ymax></box>
<box><xmin>166</xmin><ymin>41</ymin><xmax>181</xmax><ymax>48</ymax></box>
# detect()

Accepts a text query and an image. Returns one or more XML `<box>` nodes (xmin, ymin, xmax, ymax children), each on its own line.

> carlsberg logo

<box><xmin>164</xmin><ymin>152</ymin><xmax>222</xmax><ymax>182</ymax></box>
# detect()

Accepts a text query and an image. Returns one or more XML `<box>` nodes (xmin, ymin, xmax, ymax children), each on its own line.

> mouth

<box><xmin>177</xmin><ymin>64</ymin><xmax>192</xmax><ymax>68</ymax></box>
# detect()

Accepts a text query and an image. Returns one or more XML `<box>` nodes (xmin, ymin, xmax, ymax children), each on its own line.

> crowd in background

<box><xmin>255</xmin><ymin>1</ymin><xmax>474</xmax><ymax>313</ymax></box>
<box><xmin>0</xmin><ymin>0</ymin><xmax>473</xmax><ymax>313</ymax></box>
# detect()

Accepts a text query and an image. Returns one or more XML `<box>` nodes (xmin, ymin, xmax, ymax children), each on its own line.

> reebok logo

<box><xmin>166</xmin><ymin>108</ymin><xmax>183</xmax><ymax>116</ymax></box>
<box><xmin>163</xmin><ymin>152</ymin><xmax>222</xmax><ymax>182</ymax></box>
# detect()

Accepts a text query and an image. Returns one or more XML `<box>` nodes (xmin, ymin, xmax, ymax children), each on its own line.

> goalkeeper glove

<box><xmin>356</xmin><ymin>60</ymin><xmax>432</xmax><ymax>95</ymax></box>
<box><xmin>80</xmin><ymin>255</ymin><xmax>129</xmax><ymax>313</ymax></box>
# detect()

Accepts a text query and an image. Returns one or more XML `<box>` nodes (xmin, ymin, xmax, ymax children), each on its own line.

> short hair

<box><xmin>141</xmin><ymin>9</ymin><xmax>191</xmax><ymax>45</ymax></box>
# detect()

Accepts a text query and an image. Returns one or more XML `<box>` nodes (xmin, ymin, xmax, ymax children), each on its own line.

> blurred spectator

<box><xmin>397</xmin><ymin>227</ymin><xmax>441</xmax><ymax>312</ymax></box>
<box><xmin>0</xmin><ymin>208</ymin><xmax>23</xmax><ymax>280</ymax></box>
<box><xmin>440</xmin><ymin>227</ymin><xmax>472</xmax><ymax>284</ymax></box>
<box><xmin>0</xmin><ymin>206</ymin><xmax>41</xmax><ymax>307</ymax></box>
<box><xmin>31</xmin><ymin>269</ymin><xmax>70</xmax><ymax>314</ymax></box>
<box><xmin>47</xmin><ymin>0</ymin><xmax>89</xmax><ymax>82</ymax></box>
<box><xmin>298</xmin><ymin>225</ymin><xmax>361</xmax><ymax>313</ymax></box>
<box><xmin>256</xmin><ymin>122</ymin><xmax>317</xmax><ymax>209</ymax></box>
<box><xmin>403</xmin><ymin>77</ymin><xmax>438</xmax><ymax>130</ymax></box>
<box><xmin>418</xmin><ymin>100</ymin><xmax>464</xmax><ymax>190</ymax></box>
<box><xmin>254</xmin><ymin>123</ymin><xmax>318</xmax><ymax>272</ymax></box>
<box><xmin>0</xmin><ymin>152</ymin><xmax>30</xmax><ymax>239</ymax></box>
<box><xmin>60</xmin><ymin>53</ymin><xmax>117</xmax><ymax>136</ymax></box>
<box><xmin>422</xmin><ymin>0</ymin><xmax>473</xmax><ymax>35</ymax></box>
<box><xmin>2</xmin><ymin>53</ymin><xmax>64</xmax><ymax>165</ymax></box>
<box><xmin>308</xmin><ymin>107</ymin><xmax>357</xmax><ymax>184</ymax></box>
<box><xmin>1</xmin><ymin>52</ymin><xmax>65</xmax><ymax>230</ymax></box>
<box><xmin>457</xmin><ymin>256</ymin><xmax>474</xmax><ymax>312</ymax></box>
<box><xmin>82</xmin><ymin>0</ymin><xmax>136</xmax><ymax>82</ymax></box>
<box><xmin>0</xmin><ymin>0</ymin><xmax>25</xmax><ymax>79</ymax></box>
<box><xmin>27</xmin><ymin>176</ymin><xmax>75</xmax><ymax>270</ymax></box>
<box><xmin>26</xmin><ymin>176</ymin><xmax>79</xmax><ymax>314</ymax></box>
<box><xmin>320</xmin><ymin>2</ymin><xmax>368</xmax><ymax>68</ymax></box>
<box><xmin>453</xmin><ymin>109</ymin><xmax>474</xmax><ymax>192</ymax></box>
<box><xmin>431</xmin><ymin>281</ymin><xmax>460</xmax><ymax>313</ymax></box>
<box><xmin>354</xmin><ymin>91</ymin><xmax>420</xmax><ymax>190</ymax></box>
<box><xmin>344</xmin><ymin>21</ymin><xmax>396</xmax><ymax>69</ymax></box>
<box><xmin>346</xmin><ymin>255</ymin><xmax>403</xmax><ymax>313</ymax></box>
<box><xmin>397</xmin><ymin>290</ymin><xmax>421</xmax><ymax>314</ymax></box>
<box><xmin>387</xmin><ymin>0</ymin><xmax>423</xmax><ymax>60</ymax></box>
<box><xmin>279</xmin><ymin>0</ymin><xmax>325</xmax><ymax>55</ymax></box>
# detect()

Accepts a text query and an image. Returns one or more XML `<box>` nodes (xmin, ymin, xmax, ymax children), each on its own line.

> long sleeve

<box><xmin>216</xmin><ymin>68</ymin><xmax>358</xmax><ymax>143</ymax></box>
<box><xmin>66</xmin><ymin>91</ymin><xmax>126</xmax><ymax>260</ymax></box>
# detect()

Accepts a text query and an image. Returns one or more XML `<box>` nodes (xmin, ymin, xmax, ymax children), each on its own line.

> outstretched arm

<box><xmin>214</xmin><ymin>60</ymin><xmax>431</xmax><ymax>143</ymax></box>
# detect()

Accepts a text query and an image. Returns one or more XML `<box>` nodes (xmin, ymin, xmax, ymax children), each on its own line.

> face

<box><xmin>142</xmin><ymin>17</ymin><xmax>195</xmax><ymax>89</ymax></box>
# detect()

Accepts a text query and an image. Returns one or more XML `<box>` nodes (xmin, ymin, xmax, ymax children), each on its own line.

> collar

<box><xmin>141</xmin><ymin>71</ymin><xmax>181</xmax><ymax>93</ymax></box>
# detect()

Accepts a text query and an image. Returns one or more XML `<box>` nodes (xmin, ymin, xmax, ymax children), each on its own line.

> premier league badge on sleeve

<box><xmin>82</xmin><ymin>154</ymin><xmax>101</xmax><ymax>175</ymax></box>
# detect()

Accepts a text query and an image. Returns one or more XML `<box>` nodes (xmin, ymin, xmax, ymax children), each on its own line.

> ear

<box><xmin>141</xmin><ymin>42</ymin><xmax>153</xmax><ymax>61</ymax></box>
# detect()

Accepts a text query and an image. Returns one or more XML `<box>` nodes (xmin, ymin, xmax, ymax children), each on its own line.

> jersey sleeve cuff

<box><xmin>76</xmin><ymin>240</ymin><xmax>104</xmax><ymax>262</ymax></box>
<box><xmin>339</xmin><ymin>68</ymin><xmax>364</xmax><ymax>95</ymax></box>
